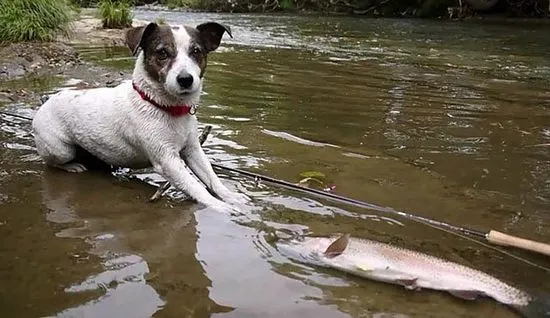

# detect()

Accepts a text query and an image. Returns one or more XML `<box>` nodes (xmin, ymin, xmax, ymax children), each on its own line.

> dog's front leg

<box><xmin>182</xmin><ymin>140</ymin><xmax>248</xmax><ymax>205</ymax></box>
<box><xmin>154</xmin><ymin>153</ymin><xmax>236</xmax><ymax>213</ymax></box>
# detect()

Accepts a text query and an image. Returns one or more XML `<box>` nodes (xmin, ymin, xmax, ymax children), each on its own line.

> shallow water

<box><xmin>1</xmin><ymin>11</ymin><xmax>550</xmax><ymax>318</ymax></box>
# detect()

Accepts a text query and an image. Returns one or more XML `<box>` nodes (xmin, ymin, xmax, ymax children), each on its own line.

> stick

<box><xmin>148</xmin><ymin>125</ymin><xmax>213</xmax><ymax>202</ymax></box>
<box><xmin>487</xmin><ymin>230</ymin><xmax>550</xmax><ymax>257</ymax></box>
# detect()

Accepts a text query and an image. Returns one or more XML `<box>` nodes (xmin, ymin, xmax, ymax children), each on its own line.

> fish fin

<box><xmin>397</xmin><ymin>278</ymin><xmax>418</xmax><ymax>290</ymax></box>
<box><xmin>448</xmin><ymin>290</ymin><xmax>481</xmax><ymax>301</ymax></box>
<box><xmin>323</xmin><ymin>234</ymin><xmax>350</xmax><ymax>258</ymax></box>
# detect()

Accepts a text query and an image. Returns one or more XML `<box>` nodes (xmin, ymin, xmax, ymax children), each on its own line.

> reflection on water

<box><xmin>0</xmin><ymin>10</ymin><xmax>549</xmax><ymax>318</ymax></box>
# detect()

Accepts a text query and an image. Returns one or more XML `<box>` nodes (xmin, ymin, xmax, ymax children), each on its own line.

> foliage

<box><xmin>70</xmin><ymin>0</ymin><xmax>98</xmax><ymax>6</ymax></box>
<box><xmin>155</xmin><ymin>16</ymin><xmax>168</xmax><ymax>24</ymax></box>
<box><xmin>62</xmin><ymin>0</ymin><xmax>550</xmax><ymax>17</ymax></box>
<box><xmin>156</xmin><ymin>0</ymin><xmax>548</xmax><ymax>17</ymax></box>
<box><xmin>297</xmin><ymin>170</ymin><xmax>329</xmax><ymax>189</ymax></box>
<box><xmin>98</xmin><ymin>0</ymin><xmax>133</xmax><ymax>29</ymax></box>
<box><xmin>70</xmin><ymin>0</ymin><xmax>155</xmax><ymax>6</ymax></box>
<box><xmin>299</xmin><ymin>171</ymin><xmax>326</xmax><ymax>179</ymax></box>
<box><xmin>0</xmin><ymin>0</ymin><xmax>75</xmax><ymax>43</ymax></box>
<box><xmin>68</xmin><ymin>0</ymin><xmax>549</xmax><ymax>17</ymax></box>
<box><xmin>279</xmin><ymin>0</ymin><xmax>294</xmax><ymax>10</ymax></box>
<box><xmin>505</xmin><ymin>0</ymin><xmax>549</xmax><ymax>17</ymax></box>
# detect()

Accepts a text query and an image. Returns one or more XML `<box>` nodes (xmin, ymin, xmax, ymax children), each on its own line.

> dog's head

<box><xmin>125</xmin><ymin>22</ymin><xmax>232</xmax><ymax>100</ymax></box>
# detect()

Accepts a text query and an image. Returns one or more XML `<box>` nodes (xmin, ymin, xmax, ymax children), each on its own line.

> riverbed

<box><xmin>0</xmin><ymin>10</ymin><xmax>549</xmax><ymax>318</ymax></box>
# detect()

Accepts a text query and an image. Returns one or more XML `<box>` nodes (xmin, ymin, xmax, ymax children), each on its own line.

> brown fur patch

<box><xmin>140</xmin><ymin>25</ymin><xmax>177</xmax><ymax>83</ymax></box>
<box><xmin>184</xmin><ymin>26</ymin><xmax>208</xmax><ymax>78</ymax></box>
<box><xmin>126</xmin><ymin>22</ymin><xmax>231</xmax><ymax>82</ymax></box>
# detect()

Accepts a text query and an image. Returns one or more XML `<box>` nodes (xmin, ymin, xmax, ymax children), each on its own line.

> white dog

<box><xmin>32</xmin><ymin>21</ymin><xmax>247</xmax><ymax>213</ymax></box>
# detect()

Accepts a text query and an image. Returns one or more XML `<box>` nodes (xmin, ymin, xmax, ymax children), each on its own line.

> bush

<box><xmin>98</xmin><ymin>0</ymin><xmax>133</xmax><ymax>29</ymax></box>
<box><xmin>70</xmin><ymin>0</ymin><xmax>98</xmax><ymax>6</ymax></box>
<box><xmin>0</xmin><ymin>0</ymin><xmax>75</xmax><ymax>43</ymax></box>
<box><xmin>155</xmin><ymin>16</ymin><xmax>168</xmax><ymax>24</ymax></box>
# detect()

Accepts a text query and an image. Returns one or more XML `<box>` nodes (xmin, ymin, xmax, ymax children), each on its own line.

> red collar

<box><xmin>132</xmin><ymin>82</ymin><xmax>194</xmax><ymax>117</ymax></box>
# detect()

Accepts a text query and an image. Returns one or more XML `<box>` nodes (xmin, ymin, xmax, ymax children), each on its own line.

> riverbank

<box><xmin>136</xmin><ymin>0</ymin><xmax>549</xmax><ymax>19</ymax></box>
<box><xmin>1</xmin><ymin>5</ymin><xmax>548</xmax><ymax>106</ymax></box>
<box><xmin>135</xmin><ymin>2</ymin><xmax>550</xmax><ymax>21</ymax></box>
<box><xmin>0</xmin><ymin>9</ymin><xmax>148</xmax><ymax>105</ymax></box>
<box><xmin>0</xmin><ymin>8</ymin><xmax>149</xmax><ymax>80</ymax></box>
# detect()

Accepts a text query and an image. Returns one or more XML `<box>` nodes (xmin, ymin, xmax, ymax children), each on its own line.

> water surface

<box><xmin>1</xmin><ymin>11</ymin><xmax>550</xmax><ymax>318</ymax></box>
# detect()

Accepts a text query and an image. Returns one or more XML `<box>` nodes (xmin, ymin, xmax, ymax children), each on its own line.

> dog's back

<box><xmin>32</xmin><ymin>82</ymin><xmax>144</xmax><ymax>167</ymax></box>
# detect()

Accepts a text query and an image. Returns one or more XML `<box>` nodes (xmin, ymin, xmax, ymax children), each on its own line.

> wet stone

<box><xmin>0</xmin><ymin>92</ymin><xmax>14</xmax><ymax>103</ymax></box>
<box><xmin>0</xmin><ymin>63</ymin><xmax>26</xmax><ymax>78</ymax></box>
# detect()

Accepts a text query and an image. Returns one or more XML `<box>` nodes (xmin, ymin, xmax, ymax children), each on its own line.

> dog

<box><xmin>32</xmin><ymin>21</ymin><xmax>247</xmax><ymax>213</ymax></box>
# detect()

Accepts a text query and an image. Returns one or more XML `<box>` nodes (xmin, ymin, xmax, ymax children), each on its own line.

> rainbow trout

<box><xmin>276</xmin><ymin>234</ymin><xmax>549</xmax><ymax>317</ymax></box>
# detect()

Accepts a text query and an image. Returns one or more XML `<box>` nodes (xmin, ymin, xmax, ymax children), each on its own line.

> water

<box><xmin>1</xmin><ymin>11</ymin><xmax>550</xmax><ymax>318</ymax></box>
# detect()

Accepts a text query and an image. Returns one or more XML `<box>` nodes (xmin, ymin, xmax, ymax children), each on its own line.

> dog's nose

<box><xmin>176</xmin><ymin>73</ymin><xmax>194</xmax><ymax>89</ymax></box>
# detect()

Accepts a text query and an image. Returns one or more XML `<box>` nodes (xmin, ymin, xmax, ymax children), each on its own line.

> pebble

<box><xmin>0</xmin><ymin>92</ymin><xmax>14</xmax><ymax>103</ymax></box>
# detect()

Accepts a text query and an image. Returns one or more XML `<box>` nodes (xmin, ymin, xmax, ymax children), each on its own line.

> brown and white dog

<box><xmin>32</xmin><ymin>22</ymin><xmax>248</xmax><ymax>213</ymax></box>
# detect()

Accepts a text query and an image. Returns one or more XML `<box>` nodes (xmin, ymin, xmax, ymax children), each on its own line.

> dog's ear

<box><xmin>196</xmin><ymin>22</ymin><xmax>233</xmax><ymax>53</ymax></box>
<box><xmin>125</xmin><ymin>23</ymin><xmax>159</xmax><ymax>56</ymax></box>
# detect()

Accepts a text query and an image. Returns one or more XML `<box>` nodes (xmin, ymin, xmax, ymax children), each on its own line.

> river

<box><xmin>0</xmin><ymin>10</ymin><xmax>549</xmax><ymax>318</ymax></box>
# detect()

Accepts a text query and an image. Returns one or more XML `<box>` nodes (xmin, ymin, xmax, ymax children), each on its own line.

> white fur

<box><xmin>32</xmin><ymin>25</ymin><xmax>247</xmax><ymax>214</ymax></box>
<box><xmin>165</xmin><ymin>27</ymin><xmax>203</xmax><ymax>96</ymax></box>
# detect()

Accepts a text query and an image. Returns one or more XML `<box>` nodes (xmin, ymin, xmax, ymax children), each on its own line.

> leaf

<box><xmin>279</xmin><ymin>0</ymin><xmax>294</xmax><ymax>10</ymax></box>
<box><xmin>299</xmin><ymin>171</ymin><xmax>325</xmax><ymax>179</ymax></box>
<box><xmin>298</xmin><ymin>177</ymin><xmax>324</xmax><ymax>186</ymax></box>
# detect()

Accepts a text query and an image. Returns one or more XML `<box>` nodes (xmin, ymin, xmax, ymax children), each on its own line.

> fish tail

<box><xmin>515</xmin><ymin>293</ymin><xmax>550</xmax><ymax>318</ymax></box>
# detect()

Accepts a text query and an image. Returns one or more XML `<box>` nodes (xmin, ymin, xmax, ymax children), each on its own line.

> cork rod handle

<box><xmin>487</xmin><ymin>230</ymin><xmax>550</xmax><ymax>257</ymax></box>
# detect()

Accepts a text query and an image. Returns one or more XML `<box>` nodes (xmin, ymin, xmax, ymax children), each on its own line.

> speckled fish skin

<box><xmin>277</xmin><ymin>234</ymin><xmax>534</xmax><ymax>310</ymax></box>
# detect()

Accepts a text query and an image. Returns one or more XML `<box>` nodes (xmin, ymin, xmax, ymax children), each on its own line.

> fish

<box><xmin>276</xmin><ymin>234</ymin><xmax>550</xmax><ymax>318</ymax></box>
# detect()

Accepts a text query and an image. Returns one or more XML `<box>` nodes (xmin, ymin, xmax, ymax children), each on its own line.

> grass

<box><xmin>155</xmin><ymin>16</ymin><xmax>167</xmax><ymax>25</ymax></box>
<box><xmin>0</xmin><ymin>0</ymin><xmax>75</xmax><ymax>43</ymax></box>
<box><xmin>70</xmin><ymin>0</ymin><xmax>98</xmax><ymax>7</ymax></box>
<box><xmin>98</xmin><ymin>0</ymin><xmax>133</xmax><ymax>29</ymax></box>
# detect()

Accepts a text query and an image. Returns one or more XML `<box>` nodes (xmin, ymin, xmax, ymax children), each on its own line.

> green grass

<box><xmin>155</xmin><ymin>16</ymin><xmax>167</xmax><ymax>25</ymax></box>
<box><xmin>0</xmin><ymin>0</ymin><xmax>75</xmax><ymax>43</ymax></box>
<box><xmin>98</xmin><ymin>0</ymin><xmax>133</xmax><ymax>29</ymax></box>
<box><xmin>70</xmin><ymin>0</ymin><xmax>98</xmax><ymax>7</ymax></box>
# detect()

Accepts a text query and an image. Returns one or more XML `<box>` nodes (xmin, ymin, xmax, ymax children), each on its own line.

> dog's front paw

<box><xmin>56</xmin><ymin>162</ymin><xmax>88</xmax><ymax>173</ymax></box>
<box><xmin>205</xmin><ymin>199</ymin><xmax>242</xmax><ymax>215</ymax></box>
<box><xmin>220</xmin><ymin>191</ymin><xmax>250</xmax><ymax>205</ymax></box>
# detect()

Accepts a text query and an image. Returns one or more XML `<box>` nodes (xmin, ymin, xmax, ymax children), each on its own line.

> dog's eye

<box><xmin>157</xmin><ymin>48</ymin><xmax>169</xmax><ymax>60</ymax></box>
<box><xmin>191</xmin><ymin>47</ymin><xmax>202</xmax><ymax>55</ymax></box>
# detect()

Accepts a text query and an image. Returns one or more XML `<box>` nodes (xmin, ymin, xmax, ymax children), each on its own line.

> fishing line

<box><xmin>1</xmin><ymin>110</ymin><xmax>548</xmax><ymax>271</ymax></box>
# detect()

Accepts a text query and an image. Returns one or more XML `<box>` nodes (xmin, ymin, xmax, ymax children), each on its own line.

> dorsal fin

<box><xmin>323</xmin><ymin>234</ymin><xmax>350</xmax><ymax>258</ymax></box>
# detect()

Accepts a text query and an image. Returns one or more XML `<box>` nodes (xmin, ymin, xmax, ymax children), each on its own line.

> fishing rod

<box><xmin>209</xmin><ymin>163</ymin><xmax>550</xmax><ymax>257</ymax></box>
<box><xmin>2</xmin><ymin>111</ymin><xmax>549</xmax><ymax>258</ymax></box>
